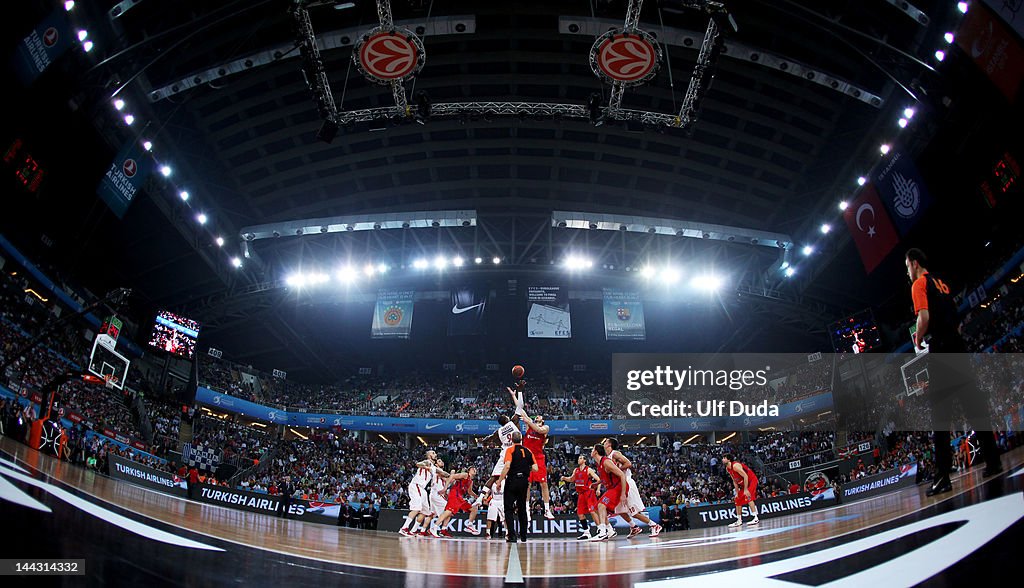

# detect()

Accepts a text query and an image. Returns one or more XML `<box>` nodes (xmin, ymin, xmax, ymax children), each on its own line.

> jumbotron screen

<box><xmin>149</xmin><ymin>310</ymin><xmax>201</xmax><ymax>359</ymax></box>
<box><xmin>829</xmin><ymin>309</ymin><xmax>882</xmax><ymax>354</ymax></box>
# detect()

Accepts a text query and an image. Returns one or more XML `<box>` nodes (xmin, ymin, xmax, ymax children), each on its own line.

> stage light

<box><xmin>142</xmin><ymin>140</ymin><xmax>153</xmax><ymax>151</ymax></box>
<box><xmin>364</xmin><ymin>264</ymin><xmax>376</xmax><ymax>276</ymax></box>
<box><xmin>196</xmin><ymin>213</ymin><xmax>207</xmax><ymax>225</ymax></box>
<box><xmin>904</xmin><ymin>107</ymin><xmax>916</xmax><ymax>119</ymax></box>
<box><xmin>802</xmin><ymin>245</ymin><xmax>814</xmax><ymax>256</ymax></box>
<box><xmin>215</xmin><ymin>236</ymin><xmax>225</xmax><ymax>247</ymax></box>
<box><xmin>898</xmin><ymin>118</ymin><xmax>908</xmax><ymax>128</ymax></box>
<box><xmin>64</xmin><ymin>1</ymin><xmax>75</xmax><ymax>10</ymax></box>
<box><xmin>820</xmin><ymin>223</ymin><xmax>832</xmax><ymax>234</ymax></box>
<box><xmin>957</xmin><ymin>2</ymin><xmax>969</xmax><ymax>14</ymax></box>
<box><xmin>640</xmin><ymin>265</ymin><xmax>655</xmax><ymax>279</ymax></box>
<box><xmin>492</xmin><ymin>257</ymin><xmax>501</xmax><ymax>264</ymax></box>
<box><xmin>857</xmin><ymin>176</ymin><xmax>867</xmax><ymax>186</ymax></box>
<box><xmin>661</xmin><ymin>267</ymin><xmax>681</xmax><ymax>285</ymax></box>
<box><xmin>943</xmin><ymin>32</ymin><xmax>954</xmax><ymax>44</ymax></box>
<box><xmin>564</xmin><ymin>255</ymin><xmax>593</xmax><ymax>270</ymax></box>
<box><xmin>412</xmin><ymin>258</ymin><xmax>428</xmax><ymax>270</ymax></box>
<box><xmin>452</xmin><ymin>256</ymin><xmax>464</xmax><ymax>267</ymax></box>
<box><xmin>123</xmin><ymin>114</ymin><xmax>135</xmax><ymax>125</ymax></box>
<box><xmin>879</xmin><ymin>144</ymin><xmax>891</xmax><ymax>155</ymax></box>
<box><xmin>337</xmin><ymin>266</ymin><xmax>358</xmax><ymax>283</ymax></box>
<box><xmin>691</xmin><ymin>275</ymin><xmax>722</xmax><ymax>291</ymax></box>
<box><xmin>839</xmin><ymin>201</ymin><xmax>849</xmax><ymax>211</ymax></box>
<box><xmin>83</xmin><ymin>41</ymin><xmax>94</xmax><ymax>52</ymax></box>
<box><xmin>780</xmin><ymin>261</ymin><xmax>790</xmax><ymax>270</ymax></box>
<box><xmin>377</xmin><ymin>263</ymin><xmax>389</xmax><ymax>274</ymax></box>
<box><xmin>77</xmin><ymin>30</ymin><xmax>88</xmax><ymax>41</ymax></box>
<box><xmin>934</xmin><ymin>50</ymin><xmax>945</xmax><ymax>62</ymax></box>
<box><xmin>474</xmin><ymin>257</ymin><xmax>483</xmax><ymax>264</ymax></box>
<box><xmin>232</xmin><ymin>257</ymin><xmax>242</xmax><ymax>268</ymax></box>
<box><xmin>159</xmin><ymin>165</ymin><xmax>171</xmax><ymax>176</ymax></box>
<box><xmin>434</xmin><ymin>255</ymin><xmax>448</xmax><ymax>269</ymax></box>
<box><xmin>784</xmin><ymin>267</ymin><xmax>796</xmax><ymax>277</ymax></box>
<box><xmin>113</xmin><ymin>99</ymin><xmax>125</xmax><ymax>111</ymax></box>
<box><xmin>179</xmin><ymin>190</ymin><xmax>189</xmax><ymax>201</ymax></box>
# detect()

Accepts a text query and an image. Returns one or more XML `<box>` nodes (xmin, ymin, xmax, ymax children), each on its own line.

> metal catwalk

<box><xmin>1</xmin><ymin>436</ymin><xmax>1022</xmax><ymax>587</ymax></box>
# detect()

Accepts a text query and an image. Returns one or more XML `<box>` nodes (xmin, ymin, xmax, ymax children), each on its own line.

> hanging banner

<box><xmin>371</xmin><ymin>289</ymin><xmax>415</xmax><ymax>339</ymax></box>
<box><xmin>13</xmin><ymin>9</ymin><xmax>74</xmax><ymax>86</ymax></box>
<box><xmin>872</xmin><ymin>150</ymin><xmax>933</xmax><ymax>237</ymax></box>
<box><xmin>96</xmin><ymin>141</ymin><xmax>154</xmax><ymax>219</ymax></box>
<box><xmin>843</xmin><ymin>183</ymin><xmax>900</xmax><ymax>273</ymax></box>
<box><xmin>527</xmin><ymin>286</ymin><xmax>571</xmax><ymax>338</ymax></box>
<box><xmin>448</xmin><ymin>287</ymin><xmax>488</xmax><ymax>335</ymax></box>
<box><xmin>960</xmin><ymin>1</ymin><xmax>1024</xmax><ymax>103</ymax></box>
<box><xmin>602</xmin><ymin>289</ymin><xmax>646</xmax><ymax>340</ymax></box>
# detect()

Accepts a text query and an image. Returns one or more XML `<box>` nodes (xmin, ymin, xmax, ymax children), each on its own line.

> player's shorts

<box><xmin>576</xmin><ymin>491</ymin><xmax>597</xmax><ymax>515</ymax></box>
<box><xmin>446</xmin><ymin>494</ymin><xmax>472</xmax><ymax>514</ymax></box>
<box><xmin>492</xmin><ymin>455</ymin><xmax>507</xmax><ymax>477</ymax></box>
<box><xmin>430</xmin><ymin>493</ymin><xmax>447</xmax><ymax>517</ymax></box>
<box><xmin>408</xmin><ymin>482</ymin><xmax>429</xmax><ymax>512</ymax></box>
<box><xmin>735</xmin><ymin>478</ymin><xmax>759</xmax><ymax>507</ymax></box>
<box><xmin>599</xmin><ymin>483</ymin><xmax>625</xmax><ymax>510</ymax></box>
<box><xmin>487</xmin><ymin>497</ymin><xmax>505</xmax><ymax>521</ymax></box>
<box><xmin>529</xmin><ymin>452</ymin><xmax>547</xmax><ymax>483</ymax></box>
<box><xmin>614</xmin><ymin>471</ymin><xmax>646</xmax><ymax>516</ymax></box>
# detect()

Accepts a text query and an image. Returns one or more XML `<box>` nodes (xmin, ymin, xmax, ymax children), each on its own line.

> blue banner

<box><xmin>194</xmin><ymin>387</ymin><xmax>833</xmax><ymax>434</ymax></box>
<box><xmin>96</xmin><ymin>141</ymin><xmax>154</xmax><ymax>219</ymax></box>
<box><xmin>872</xmin><ymin>149</ymin><xmax>933</xmax><ymax>236</ymax></box>
<box><xmin>371</xmin><ymin>289</ymin><xmax>415</xmax><ymax>339</ymax></box>
<box><xmin>602</xmin><ymin>289</ymin><xmax>646</xmax><ymax>340</ymax></box>
<box><xmin>13</xmin><ymin>9</ymin><xmax>74</xmax><ymax>85</ymax></box>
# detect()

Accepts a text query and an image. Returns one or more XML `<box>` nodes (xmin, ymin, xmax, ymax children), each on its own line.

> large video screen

<box><xmin>149</xmin><ymin>310</ymin><xmax>201</xmax><ymax>359</ymax></box>
<box><xmin>829</xmin><ymin>309</ymin><xmax>882</xmax><ymax>354</ymax></box>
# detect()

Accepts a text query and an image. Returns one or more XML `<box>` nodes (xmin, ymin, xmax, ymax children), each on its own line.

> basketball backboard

<box><xmin>88</xmin><ymin>334</ymin><xmax>129</xmax><ymax>390</ymax></box>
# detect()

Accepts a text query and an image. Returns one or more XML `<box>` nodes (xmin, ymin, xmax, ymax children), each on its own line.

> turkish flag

<box><xmin>844</xmin><ymin>183</ymin><xmax>900</xmax><ymax>273</ymax></box>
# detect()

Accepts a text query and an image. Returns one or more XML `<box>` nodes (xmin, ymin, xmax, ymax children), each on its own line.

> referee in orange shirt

<box><xmin>497</xmin><ymin>431</ymin><xmax>537</xmax><ymax>543</ymax></box>
<box><xmin>906</xmin><ymin>249</ymin><xmax>1001</xmax><ymax>496</ymax></box>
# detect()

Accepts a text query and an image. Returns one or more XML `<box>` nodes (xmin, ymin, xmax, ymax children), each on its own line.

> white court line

<box><xmin>505</xmin><ymin>545</ymin><xmax>524</xmax><ymax>583</ymax></box>
<box><xmin>0</xmin><ymin>463</ymin><xmax>223</xmax><ymax>551</ymax></box>
<box><xmin>0</xmin><ymin>455</ymin><xmax>30</xmax><ymax>474</ymax></box>
<box><xmin>0</xmin><ymin>473</ymin><xmax>52</xmax><ymax>512</ymax></box>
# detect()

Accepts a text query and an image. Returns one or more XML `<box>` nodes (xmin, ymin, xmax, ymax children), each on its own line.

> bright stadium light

<box><xmin>879</xmin><ymin>144</ymin><xmax>891</xmax><ymax>155</ymax></box>
<box><xmin>123</xmin><ymin>114</ymin><xmax>135</xmax><ymax>125</ymax></box>
<box><xmin>820</xmin><ymin>223</ymin><xmax>832</xmax><ymax>234</ymax></box>
<box><xmin>780</xmin><ymin>261</ymin><xmax>790</xmax><ymax>270</ymax></box>
<box><xmin>364</xmin><ymin>264</ymin><xmax>376</xmax><ymax>277</ymax></box>
<box><xmin>691</xmin><ymin>275</ymin><xmax>722</xmax><ymax>292</ymax></box>
<box><xmin>434</xmin><ymin>255</ymin><xmax>448</xmax><ymax>270</ymax></box>
<box><xmin>640</xmin><ymin>265</ymin><xmax>655</xmax><ymax>279</ymax></box>
<box><xmin>65</xmin><ymin>1</ymin><xmax>75</xmax><ymax>10</ymax></box>
<box><xmin>377</xmin><ymin>263</ymin><xmax>389</xmax><ymax>274</ymax></box>
<box><xmin>934</xmin><ymin>50</ymin><xmax>946</xmax><ymax>62</ymax></box>
<box><xmin>113</xmin><ymin>99</ymin><xmax>125</xmax><ymax>111</ymax></box>
<box><xmin>196</xmin><ymin>213</ymin><xmax>207</xmax><ymax>225</ymax></box>
<box><xmin>412</xmin><ymin>258</ymin><xmax>428</xmax><ymax>270</ymax></box>
<box><xmin>77</xmin><ymin>30</ymin><xmax>88</xmax><ymax>42</ymax></box>
<box><xmin>564</xmin><ymin>255</ymin><xmax>593</xmax><ymax>270</ymax></box>
<box><xmin>159</xmin><ymin>165</ymin><xmax>172</xmax><ymax>177</ymax></box>
<box><xmin>661</xmin><ymin>267</ymin><xmax>681</xmax><ymax>285</ymax></box>
<box><xmin>82</xmin><ymin>41</ymin><xmax>94</xmax><ymax>52</ymax></box>
<box><xmin>337</xmin><ymin>266</ymin><xmax>358</xmax><ymax>283</ymax></box>
<box><xmin>802</xmin><ymin>245</ymin><xmax>814</xmax><ymax>256</ymax></box>
<box><xmin>958</xmin><ymin>2</ymin><xmax>969</xmax><ymax>14</ymax></box>
<box><xmin>943</xmin><ymin>32</ymin><xmax>954</xmax><ymax>44</ymax></box>
<box><xmin>179</xmin><ymin>190</ymin><xmax>189</xmax><ymax>201</ymax></box>
<box><xmin>492</xmin><ymin>257</ymin><xmax>501</xmax><ymax>265</ymax></box>
<box><xmin>474</xmin><ymin>257</ymin><xmax>483</xmax><ymax>264</ymax></box>
<box><xmin>898</xmin><ymin>118</ymin><xmax>908</xmax><ymax>128</ymax></box>
<box><xmin>857</xmin><ymin>176</ymin><xmax>867</xmax><ymax>186</ymax></box>
<box><xmin>215</xmin><ymin>236</ymin><xmax>225</xmax><ymax>247</ymax></box>
<box><xmin>452</xmin><ymin>256</ymin><xmax>464</xmax><ymax>267</ymax></box>
<box><xmin>231</xmin><ymin>257</ymin><xmax>242</xmax><ymax>268</ymax></box>
<box><xmin>904</xmin><ymin>107</ymin><xmax>916</xmax><ymax>119</ymax></box>
<box><xmin>286</xmin><ymin>273</ymin><xmax>304</xmax><ymax>287</ymax></box>
<box><xmin>839</xmin><ymin>201</ymin><xmax>849</xmax><ymax>211</ymax></box>
<box><xmin>142</xmin><ymin>140</ymin><xmax>153</xmax><ymax>151</ymax></box>
<box><xmin>784</xmin><ymin>267</ymin><xmax>796</xmax><ymax>277</ymax></box>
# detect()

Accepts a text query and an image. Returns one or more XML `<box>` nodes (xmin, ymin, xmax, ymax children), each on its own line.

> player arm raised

<box><xmin>520</xmin><ymin>413</ymin><xmax>549</xmax><ymax>435</ymax></box>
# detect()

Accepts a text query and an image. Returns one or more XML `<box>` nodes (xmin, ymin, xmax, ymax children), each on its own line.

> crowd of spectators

<box><xmin>190</xmin><ymin>414</ymin><xmax>272</xmax><ymax>464</ymax></box>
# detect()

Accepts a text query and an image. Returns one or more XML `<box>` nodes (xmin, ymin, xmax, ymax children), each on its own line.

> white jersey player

<box><xmin>603</xmin><ymin>438</ymin><xmax>662</xmax><ymax>538</ymax></box>
<box><xmin>399</xmin><ymin>450</ymin><xmax>437</xmax><ymax>537</ymax></box>
<box><xmin>485</xmin><ymin>478</ymin><xmax>506</xmax><ymax>539</ymax></box>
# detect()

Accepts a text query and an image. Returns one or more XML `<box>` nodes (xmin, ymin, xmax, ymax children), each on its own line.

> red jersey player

<box><xmin>589</xmin><ymin>443</ymin><xmax>628</xmax><ymax>541</ymax></box>
<box><xmin>519</xmin><ymin>413</ymin><xmax>554</xmax><ymax>519</ymax></box>
<box><xmin>723</xmin><ymin>453</ymin><xmax>760</xmax><ymax>527</ymax></box>
<box><xmin>433</xmin><ymin>466</ymin><xmax>482</xmax><ymax>537</ymax></box>
<box><xmin>560</xmin><ymin>454</ymin><xmax>601</xmax><ymax>540</ymax></box>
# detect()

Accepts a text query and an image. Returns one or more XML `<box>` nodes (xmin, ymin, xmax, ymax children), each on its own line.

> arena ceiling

<box><xmin>9</xmin><ymin>0</ymin><xmax>978</xmax><ymax>380</ymax></box>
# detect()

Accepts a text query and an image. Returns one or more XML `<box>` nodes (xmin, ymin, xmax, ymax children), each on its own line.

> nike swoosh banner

<box><xmin>602</xmin><ymin>289</ymin><xmax>646</xmax><ymax>341</ymax></box>
<box><xmin>96</xmin><ymin>141</ymin><xmax>154</xmax><ymax>219</ymax></box>
<box><xmin>448</xmin><ymin>288</ymin><xmax>488</xmax><ymax>335</ymax></box>
<box><xmin>527</xmin><ymin>286</ymin><xmax>571</xmax><ymax>338</ymax></box>
<box><xmin>843</xmin><ymin>183</ymin><xmax>900</xmax><ymax>273</ymax></box>
<box><xmin>872</xmin><ymin>149</ymin><xmax>932</xmax><ymax>237</ymax></box>
<box><xmin>371</xmin><ymin>289</ymin><xmax>415</xmax><ymax>339</ymax></box>
<box><xmin>12</xmin><ymin>9</ymin><xmax>74</xmax><ymax>86</ymax></box>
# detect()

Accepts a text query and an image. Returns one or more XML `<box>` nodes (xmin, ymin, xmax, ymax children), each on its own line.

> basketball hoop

<box><xmin>102</xmin><ymin>374</ymin><xmax>119</xmax><ymax>390</ymax></box>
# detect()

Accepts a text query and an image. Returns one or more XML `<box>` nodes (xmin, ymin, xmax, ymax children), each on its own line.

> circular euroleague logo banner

<box><xmin>354</xmin><ymin>28</ymin><xmax>425</xmax><ymax>84</ymax></box>
<box><xmin>590</xmin><ymin>29</ymin><xmax>661</xmax><ymax>86</ymax></box>
<box><xmin>43</xmin><ymin>27</ymin><xmax>59</xmax><ymax>48</ymax></box>
<box><xmin>122</xmin><ymin>158</ymin><xmax>137</xmax><ymax>178</ymax></box>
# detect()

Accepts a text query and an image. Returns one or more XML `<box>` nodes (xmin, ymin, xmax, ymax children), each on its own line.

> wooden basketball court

<box><xmin>1</xmin><ymin>436</ymin><xmax>1022</xmax><ymax>586</ymax></box>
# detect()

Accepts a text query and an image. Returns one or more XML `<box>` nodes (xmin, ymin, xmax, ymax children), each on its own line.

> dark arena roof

<box><xmin>2</xmin><ymin>0</ymin><xmax>1022</xmax><ymax>381</ymax></box>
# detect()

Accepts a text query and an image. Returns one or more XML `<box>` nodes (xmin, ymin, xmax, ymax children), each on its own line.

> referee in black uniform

<box><xmin>497</xmin><ymin>431</ymin><xmax>537</xmax><ymax>543</ymax></box>
<box><xmin>906</xmin><ymin>249</ymin><xmax>1002</xmax><ymax>496</ymax></box>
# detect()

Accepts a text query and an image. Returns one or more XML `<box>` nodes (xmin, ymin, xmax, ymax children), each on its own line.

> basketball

<box><xmin>512</xmin><ymin>365</ymin><xmax>525</xmax><ymax>379</ymax></box>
